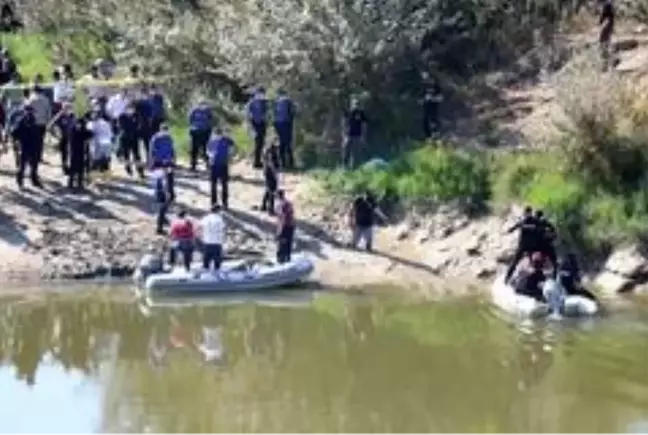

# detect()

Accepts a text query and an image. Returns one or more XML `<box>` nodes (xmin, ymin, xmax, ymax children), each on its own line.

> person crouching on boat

<box><xmin>557</xmin><ymin>254</ymin><xmax>597</xmax><ymax>301</ymax></box>
<box><xmin>504</xmin><ymin>206</ymin><xmax>540</xmax><ymax>284</ymax></box>
<box><xmin>198</xmin><ymin>204</ymin><xmax>226</xmax><ymax>272</ymax></box>
<box><xmin>514</xmin><ymin>251</ymin><xmax>547</xmax><ymax>302</ymax></box>
<box><xmin>135</xmin><ymin>244</ymin><xmax>164</xmax><ymax>284</ymax></box>
<box><xmin>168</xmin><ymin>209</ymin><xmax>196</xmax><ymax>272</ymax></box>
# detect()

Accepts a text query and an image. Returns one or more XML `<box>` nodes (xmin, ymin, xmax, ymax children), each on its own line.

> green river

<box><xmin>0</xmin><ymin>288</ymin><xmax>647</xmax><ymax>433</ymax></box>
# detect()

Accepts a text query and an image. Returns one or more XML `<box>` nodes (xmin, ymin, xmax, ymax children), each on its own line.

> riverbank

<box><xmin>1</xmin><ymin>150</ymin><xmax>647</xmax><ymax>298</ymax></box>
<box><xmin>0</xmin><ymin>154</ymin><xmax>467</xmax><ymax>296</ymax></box>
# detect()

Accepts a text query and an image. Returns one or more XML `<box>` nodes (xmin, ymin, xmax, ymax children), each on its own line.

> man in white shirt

<box><xmin>199</xmin><ymin>204</ymin><xmax>226</xmax><ymax>271</ymax></box>
<box><xmin>52</xmin><ymin>70</ymin><xmax>75</xmax><ymax>106</ymax></box>
<box><xmin>106</xmin><ymin>89</ymin><xmax>130</xmax><ymax>121</ymax></box>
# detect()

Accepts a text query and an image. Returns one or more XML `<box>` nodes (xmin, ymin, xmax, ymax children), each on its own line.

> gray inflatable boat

<box><xmin>137</xmin><ymin>255</ymin><xmax>315</xmax><ymax>293</ymax></box>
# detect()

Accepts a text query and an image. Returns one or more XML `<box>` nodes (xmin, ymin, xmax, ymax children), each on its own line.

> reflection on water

<box><xmin>0</xmin><ymin>292</ymin><xmax>647</xmax><ymax>433</ymax></box>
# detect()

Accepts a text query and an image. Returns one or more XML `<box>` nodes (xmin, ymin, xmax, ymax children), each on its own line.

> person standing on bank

<box><xmin>342</xmin><ymin>97</ymin><xmax>367</xmax><ymax>169</ymax></box>
<box><xmin>422</xmin><ymin>83</ymin><xmax>443</xmax><ymax>139</ymax></box>
<box><xmin>47</xmin><ymin>102</ymin><xmax>76</xmax><ymax>175</ymax></box>
<box><xmin>206</xmin><ymin>126</ymin><xmax>235</xmax><ymax>209</ymax></box>
<box><xmin>188</xmin><ymin>99</ymin><xmax>213</xmax><ymax>172</ymax></box>
<box><xmin>152</xmin><ymin>167</ymin><xmax>170</xmax><ymax>235</ymax></box>
<box><xmin>66</xmin><ymin>115</ymin><xmax>93</xmax><ymax>191</ymax></box>
<box><xmin>149</xmin><ymin>123</ymin><xmax>176</xmax><ymax>202</ymax></box>
<box><xmin>247</xmin><ymin>86</ymin><xmax>268</xmax><ymax>169</ymax></box>
<box><xmin>119</xmin><ymin>103</ymin><xmax>144</xmax><ymax>178</ymax></box>
<box><xmin>149</xmin><ymin>83</ymin><xmax>166</xmax><ymax>134</ymax></box>
<box><xmin>599</xmin><ymin>0</ymin><xmax>615</xmax><ymax>70</ymax></box>
<box><xmin>260</xmin><ymin>140</ymin><xmax>280</xmax><ymax>215</ymax></box>
<box><xmin>134</xmin><ymin>86</ymin><xmax>154</xmax><ymax>162</ymax></box>
<box><xmin>273</xmin><ymin>88</ymin><xmax>295</xmax><ymax>169</ymax></box>
<box><xmin>28</xmin><ymin>85</ymin><xmax>51</xmax><ymax>163</ymax></box>
<box><xmin>12</xmin><ymin>104</ymin><xmax>43</xmax><ymax>189</ymax></box>
<box><xmin>348</xmin><ymin>190</ymin><xmax>386</xmax><ymax>252</ymax></box>
<box><xmin>275</xmin><ymin>189</ymin><xmax>295</xmax><ymax>264</ymax></box>
<box><xmin>198</xmin><ymin>204</ymin><xmax>226</xmax><ymax>272</ymax></box>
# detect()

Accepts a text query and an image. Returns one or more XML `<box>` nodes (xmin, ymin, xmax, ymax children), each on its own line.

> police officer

<box><xmin>67</xmin><ymin>115</ymin><xmax>93</xmax><ymax>191</ymax></box>
<box><xmin>47</xmin><ymin>102</ymin><xmax>76</xmax><ymax>175</ymax></box>
<box><xmin>247</xmin><ymin>86</ymin><xmax>268</xmax><ymax>169</ymax></box>
<box><xmin>118</xmin><ymin>103</ymin><xmax>143</xmax><ymax>178</ymax></box>
<box><xmin>504</xmin><ymin>206</ymin><xmax>540</xmax><ymax>283</ymax></box>
<box><xmin>273</xmin><ymin>88</ymin><xmax>295</xmax><ymax>169</ymax></box>
<box><xmin>12</xmin><ymin>104</ymin><xmax>42</xmax><ymax>189</ymax></box>
<box><xmin>535</xmin><ymin>210</ymin><xmax>558</xmax><ymax>276</ymax></box>
<box><xmin>206</xmin><ymin>127</ymin><xmax>235</xmax><ymax>209</ymax></box>
<box><xmin>187</xmin><ymin>99</ymin><xmax>213</xmax><ymax>171</ymax></box>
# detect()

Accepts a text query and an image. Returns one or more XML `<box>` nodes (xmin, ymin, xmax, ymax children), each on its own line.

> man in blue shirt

<box><xmin>246</xmin><ymin>86</ymin><xmax>268</xmax><ymax>169</ymax></box>
<box><xmin>342</xmin><ymin>98</ymin><xmax>368</xmax><ymax>169</ymax></box>
<box><xmin>135</xmin><ymin>86</ymin><xmax>154</xmax><ymax>162</ymax></box>
<box><xmin>206</xmin><ymin>126</ymin><xmax>236</xmax><ymax>209</ymax></box>
<box><xmin>188</xmin><ymin>100</ymin><xmax>213</xmax><ymax>172</ymax></box>
<box><xmin>273</xmin><ymin>88</ymin><xmax>295</xmax><ymax>169</ymax></box>
<box><xmin>149</xmin><ymin>83</ymin><xmax>166</xmax><ymax>134</ymax></box>
<box><xmin>149</xmin><ymin>124</ymin><xmax>176</xmax><ymax>201</ymax></box>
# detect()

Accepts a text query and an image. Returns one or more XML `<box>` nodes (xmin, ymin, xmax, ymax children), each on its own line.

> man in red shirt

<box><xmin>275</xmin><ymin>189</ymin><xmax>295</xmax><ymax>264</ymax></box>
<box><xmin>168</xmin><ymin>209</ymin><xmax>195</xmax><ymax>271</ymax></box>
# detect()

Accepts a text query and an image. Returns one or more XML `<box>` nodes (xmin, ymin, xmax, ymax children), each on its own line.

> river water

<box><xmin>0</xmin><ymin>288</ymin><xmax>647</xmax><ymax>433</ymax></box>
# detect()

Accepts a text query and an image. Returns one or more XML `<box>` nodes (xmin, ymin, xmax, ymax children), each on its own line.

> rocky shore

<box><xmin>0</xmin><ymin>158</ymin><xmax>645</xmax><ymax>298</ymax></box>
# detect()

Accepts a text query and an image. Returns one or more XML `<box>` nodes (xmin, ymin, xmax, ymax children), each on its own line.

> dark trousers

<box><xmin>261</xmin><ymin>173</ymin><xmax>277</xmax><ymax>214</ymax></box>
<box><xmin>251</xmin><ymin>121</ymin><xmax>267</xmax><ymax>168</ymax></box>
<box><xmin>155</xmin><ymin>200</ymin><xmax>169</xmax><ymax>234</ymax></box>
<box><xmin>505</xmin><ymin>246</ymin><xmax>531</xmax><ymax>283</ymax></box>
<box><xmin>190</xmin><ymin>129</ymin><xmax>210</xmax><ymax>171</ymax></box>
<box><xmin>151</xmin><ymin>117</ymin><xmax>163</xmax><ymax>134</ymax></box>
<box><xmin>58</xmin><ymin>136</ymin><xmax>69</xmax><ymax>174</ymax></box>
<box><xmin>36</xmin><ymin>125</ymin><xmax>46</xmax><ymax>162</ymax></box>
<box><xmin>138</xmin><ymin>128</ymin><xmax>152</xmax><ymax>163</ymax></box>
<box><xmin>277</xmin><ymin>225</ymin><xmax>295</xmax><ymax>264</ymax></box>
<box><xmin>169</xmin><ymin>240</ymin><xmax>194</xmax><ymax>271</ymax></box>
<box><xmin>342</xmin><ymin>135</ymin><xmax>360</xmax><ymax>169</ymax></box>
<box><xmin>68</xmin><ymin>156</ymin><xmax>85</xmax><ymax>189</ymax></box>
<box><xmin>202</xmin><ymin>243</ymin><xmax>223</xmax><ymax>270</ymax></box>
<box><xmin>210</xmin><ymin>164</ymin><xmax>229</xmax><ymax>208</ymax></box>
<box><xmin>122</xmin><ymin>136</ymin><xmax>144</xmax><ymax>177</ymax></box>
<box><xmin>16</xmin><ymin>142</ymin><xmax>40</xmax><ymax>186</ymax></box>
<box><xmin>274</xmin><ymin>121</ymin><xmax>294</xmax><ymax>168</ymax></box>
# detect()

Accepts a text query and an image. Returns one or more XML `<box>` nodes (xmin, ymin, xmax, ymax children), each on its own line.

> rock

<box><xmin>594</xmin><ymin>271</ymin><xmax>634</xmax><ymax>295</ymax></box>
<box><xmin>604</xmin><ymin>245</ymin><xmax>648</xmax><ymax>278</ymax></box>
<box><xmin>426</xmin><ymin>250</ymin><xmax>453</xmax><ymax>274</ymax></box>
<box><xmin>395</xmin><ymin>223</ymin><xmax>410</xmax><ymax>240</ymax></box>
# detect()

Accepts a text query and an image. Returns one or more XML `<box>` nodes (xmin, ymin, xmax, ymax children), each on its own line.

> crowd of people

<box><xmin>0</xmin><ymin>59</ymin><xmax>304</xmax><ymax>271</ymax></box>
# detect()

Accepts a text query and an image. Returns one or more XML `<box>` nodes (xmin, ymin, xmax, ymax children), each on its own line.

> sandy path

<box><xmin>0</xmin><ymin>148</ymin><xmax>446</xmax><ymax>294</ymax></box>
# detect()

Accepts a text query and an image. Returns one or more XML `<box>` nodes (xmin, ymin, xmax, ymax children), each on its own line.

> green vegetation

<box><xmin>320</xmin><ymin>55</ymin><xmax>648</xmax><ymax>251</ymax></box>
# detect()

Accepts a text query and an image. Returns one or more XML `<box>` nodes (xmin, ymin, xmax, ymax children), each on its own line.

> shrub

<box><xmin>551</xmin><ymin>53</ymin><xmax>648</xmax><ymax>193</ymax></box>
<box><xmin>318</xmin><ymin>145</ymin><xmax>490</xmax><ymax>209</ymax></box>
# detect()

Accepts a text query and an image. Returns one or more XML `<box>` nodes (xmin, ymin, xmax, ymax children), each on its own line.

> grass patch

<box><xmin>2</xmin><ymin>33</ymin><xmax>53</xmax><ymax>81</ymax></box>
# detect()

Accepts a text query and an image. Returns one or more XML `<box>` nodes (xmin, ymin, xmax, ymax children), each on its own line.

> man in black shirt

<box><xmin>342</xmin><ymin>98</ymin><xmax>367</xmax><ymax>169</ymax></box>
<box><xmin>422</xmin><ymin>83</ymin><xmax>443</xmax><ymax>139</ymax></box>
<box><xmin>534</xmin><ymin>209</ymin><xmax>558</xmax><ymax>277</ymax></box>
<box><xmin>12</xmin><ymin>104</ymin><xmax>42</xmax><ymax>189</ymax></box>
<box><xmin>599</xmin><ymin>0</ymin><xmax>615</xmax><ymax>70</ymax></box>
<box><xmin>504</xmin><ymin>206</ymin><xmax>540</xmax><ymax>284</ymax></box>
<box><xmin>348</xmin><ymin>191</ymin><xmax>386</xmax><ymax>252</ymax></box>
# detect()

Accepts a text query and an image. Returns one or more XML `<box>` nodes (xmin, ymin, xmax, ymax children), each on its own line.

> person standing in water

<box><xmin>247</xmin><ymin>86</ymin><xmax>268</xmax><ymax>169</ymax></box>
